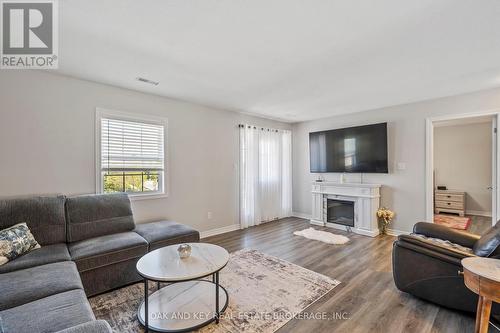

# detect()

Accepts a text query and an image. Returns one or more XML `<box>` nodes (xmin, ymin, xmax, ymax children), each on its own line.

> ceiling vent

<box><xmin>136</xmin><ymin>77</ymin><xmax>159</xmax><ymax>86</ymax></box>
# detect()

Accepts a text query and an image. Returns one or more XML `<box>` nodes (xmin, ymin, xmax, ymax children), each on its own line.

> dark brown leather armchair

<box><xmin>392</xmin><ymin>221</ymin><xmax>500</xmax><ymax>314</ymax></box>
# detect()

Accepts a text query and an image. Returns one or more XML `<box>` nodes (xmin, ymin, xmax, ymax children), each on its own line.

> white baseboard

<box><xmin>200</xmin><ymin>224</ymin><xmax>240</xmax><ymax>238</ymax></box>
<box><xmin>292</xmin><ymin>211</ymin><xmax>312</xmax><ymax>219</ymax></box>
<box><xmin>385</xmin><ymin>228</ymin><xmax>410</xmax><ymax>236</ymax></box>
<box><xmin>466</xmin><ymin>210</ymin><xmax>492</xmax><ymax>218</ymax></box>
<box><xmin>307</xmin><ymin>220</ymin><xmax>380</xmax><ymax>237</ymax></box>
<box><xmin>324</xmin><ymin>222</ymin><xmax>380</xmax><ymax>237</ymax></box>
<box><xmin>310</xmin><ymin>219</ymin><xmax>324</xmax><ymax>226</ymax></box>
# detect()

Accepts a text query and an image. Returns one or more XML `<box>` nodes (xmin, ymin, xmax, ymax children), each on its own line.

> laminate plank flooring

<box><xmin>203</xmin><ymin>217</ymin><xmax>497</xmax><ymax>333</ymax></box>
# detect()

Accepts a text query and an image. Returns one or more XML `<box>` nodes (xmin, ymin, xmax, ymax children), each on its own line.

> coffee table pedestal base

<box><xmin>138</xmin><ymin>280</ymin><xmax>228</xmax><ymax>333</ymax></box>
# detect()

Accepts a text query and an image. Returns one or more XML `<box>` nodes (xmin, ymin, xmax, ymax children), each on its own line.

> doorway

<box><xmin>426</xmin><ymin>112</ymin><xmax>500</xmax><ymax>234</ymax></box>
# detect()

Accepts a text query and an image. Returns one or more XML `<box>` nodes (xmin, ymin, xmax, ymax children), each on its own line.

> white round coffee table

<box><xmin>136</xmin><ymin>243</ymin><xmax>230</xmax><ymax>333</ymax></box>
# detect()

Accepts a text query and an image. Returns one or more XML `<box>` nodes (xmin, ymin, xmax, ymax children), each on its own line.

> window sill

<box><xmin>128</xmin><ymin>193</ymin><xmax>169</xmax><ymax>201</ymax></box>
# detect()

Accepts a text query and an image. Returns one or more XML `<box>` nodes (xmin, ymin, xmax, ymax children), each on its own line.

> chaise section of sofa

<box><xmin>53</xmin><ymin>320</ymin><xmax>112</xmax><ymax>333</ymax></box>
<box><xmin>1</xmin><ymin>290</ymin><xmax>96</xmax><ymax>333</ymax></box>
<box><xmin>0</xmin><ymin>261</ymin><xmax>82</xmax><ymax>311</ymax></box>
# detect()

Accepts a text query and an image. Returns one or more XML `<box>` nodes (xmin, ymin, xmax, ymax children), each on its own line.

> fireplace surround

<box><xmin>311</xmin><ymin>181</ymin><xmax>381</xmax><ymax>237</ymax></box>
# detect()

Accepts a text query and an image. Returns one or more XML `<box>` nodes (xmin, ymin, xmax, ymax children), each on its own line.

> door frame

<box><xmin>425</xmin><ymin>109</ymin><xmax>500</xmax><ymax>225</ymax></box>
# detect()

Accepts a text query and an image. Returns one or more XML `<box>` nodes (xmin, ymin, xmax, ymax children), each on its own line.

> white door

<box><xmin>492</xmin><ymin>116</ymin><xmax>499</xmax><ymax>225</ymax></box>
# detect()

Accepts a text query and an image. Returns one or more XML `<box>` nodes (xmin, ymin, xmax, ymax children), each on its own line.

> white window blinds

<box><xmin>101</xmin><ymin>117</ymin><xmax>165</xmax><ymax>172</ymax></box>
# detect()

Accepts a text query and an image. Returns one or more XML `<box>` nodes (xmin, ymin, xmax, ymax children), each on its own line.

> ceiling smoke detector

<box><xmin>136</xmin><ymin>77</ymin><xmax>159</xmax><ymax>86</ymax></box>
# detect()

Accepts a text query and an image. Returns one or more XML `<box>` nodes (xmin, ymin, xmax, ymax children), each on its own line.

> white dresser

<box><xmin>434</xmin><ymin>190</ymin><xmax>466</xmax><ymax>216</ymax></box>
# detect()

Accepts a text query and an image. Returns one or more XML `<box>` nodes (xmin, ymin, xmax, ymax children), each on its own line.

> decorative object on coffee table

<box><xmin>462</xmin><ymin>257</ymin><xmax>500</xmax><ymax>333</ymax></box>
<box><xmin>377</xmin><ymin>207</ymin><xmax>395</xmax><ymax>234</ymax></box>
<box><xmin>177</xmin><ymin>243</ymin><xmax>192</xmax><ymax>258</ymax></box>
<box><xmin>136</xmin><ymin>243</ymin><xmax>229</xmax><ymax>333</ymax></box>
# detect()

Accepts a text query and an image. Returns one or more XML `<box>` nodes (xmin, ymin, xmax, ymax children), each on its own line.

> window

<box><xmin>96</xmin><ymin>109</ymin><xmax>167</xmax><ymax>198</ymax></box>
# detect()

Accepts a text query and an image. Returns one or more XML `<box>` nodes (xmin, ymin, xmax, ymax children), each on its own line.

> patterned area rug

<box><xmin>90</xmin><ymin>249</ymin><xmax>339</xmax><ymax>333</ymax></box>
<box><xmin>434</xmin><ymin>214</ymin><xmax>471</xmax><ymax>230</ymax></box>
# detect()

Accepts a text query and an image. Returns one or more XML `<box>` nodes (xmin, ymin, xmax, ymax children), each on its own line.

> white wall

<box><xmin>434</xmin><ymin>122</ymin><xmax>492</xmax><ymax>215</ymax></box>
<box><xmin>0</xmin><ymin>70</ymin><xmax>291</xmax><ymax>233</ymax></box>
<box><xmin>292</xmin><ymin>87</ymin><xmax>500</xmax><ymax>233</ymax></box>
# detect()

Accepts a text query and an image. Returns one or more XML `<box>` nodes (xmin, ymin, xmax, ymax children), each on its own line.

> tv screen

<box><xmin>309</xmin><ymin>122</ymin><xmax>388</xmax><ymax>173</ymax></box>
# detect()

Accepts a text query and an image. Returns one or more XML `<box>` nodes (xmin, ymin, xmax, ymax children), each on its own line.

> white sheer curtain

<box><xmin>239</xmin><ymin>125</ymin><xmax>292</xmax><ymax>229</ymax></box>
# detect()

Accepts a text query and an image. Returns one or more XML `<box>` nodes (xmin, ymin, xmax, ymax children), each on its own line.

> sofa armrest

<box><xmin>54</xmin><ymin>321</ymin><xmax>112</xmax><ymax>333</ymax></box>
<box><xmin>413</xmin><ymin>222</ymin><xmax>480</xmax><ymax>248</ymax></box>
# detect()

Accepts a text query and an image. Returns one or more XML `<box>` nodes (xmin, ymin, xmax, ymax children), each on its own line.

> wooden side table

<box><xmin>462</xmin><ymin>257</ymin><xmax>500</xmax><ymax>333</ymax></box>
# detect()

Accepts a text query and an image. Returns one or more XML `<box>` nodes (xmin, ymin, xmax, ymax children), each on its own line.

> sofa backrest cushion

<box><xmin>66</xmin><ymin>193</ymin><xmax>135</xmax><ymax>243</ymax></box>
<box><xmin>0</xmin><ymin>195</ymin><xmax>66</xmax><ymax>245</ymax></box>
<box><xmin>473</xmin><ymin>220</ymin><xmax>500</xmax><ymax>257</ymax></box>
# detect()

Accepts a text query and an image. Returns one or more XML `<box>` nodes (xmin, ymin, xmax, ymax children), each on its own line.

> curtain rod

<box><xmin>238</xmin><ymin>124</ymin><xmax>281</xmax><ymax>132</ymax></box>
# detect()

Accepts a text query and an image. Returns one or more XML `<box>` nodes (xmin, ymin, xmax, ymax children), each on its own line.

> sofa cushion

<box><xmin>69</xmin><ymin>231</ymin><xmax>148</xmax><ymax>272</ymax></box>
<box><xmin>134</xmin><ymin>220</ymin><xmax>200</xmax><ymax>251</ymax></box>
<box><xmin>0</xmin><ymin>261</ymin><xmax>83</xmax><ymax>311</ymax></box>
<box><xmin>473</xmin><ymin>220</ymin><xmax>500</xmax><ymax>257</ymax></box>
<box><xmin>54</xmin><ymin>320</ymin><xmax>112</xmax><ymax>333</ymax></box>
<box><xmin>79</xmin><ymin>258</ymin><xmax>143</xmax><ymax>296</ymax></box>
<box><xmin>66</xmin><ymin>193</ymin><xmax>136</xmax><ymax>242</ymax></box>
<box><xmin>0</xmin><ymin>222</ymin><xmax>40</xmax><ymax>266</ymax></box>
<box><xmin>0</xmin><ymin>195</ymin><xmax>66</xmax><ymax>245</ymax></box>
<box><xmin>0</xmin><ymin>243</ymin><xmax>70</xmax><ymax>274</ymax></box>
<box><xmin>0</xmin><ymin>289</ymin><xmax>94</xmax><ymax>333</ymax></box>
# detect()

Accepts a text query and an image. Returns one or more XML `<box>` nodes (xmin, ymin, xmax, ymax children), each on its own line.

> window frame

<box><xmin>95</xmin><ymin>108</ymin><xmax>169</xmax><ymax>200</ymax></box>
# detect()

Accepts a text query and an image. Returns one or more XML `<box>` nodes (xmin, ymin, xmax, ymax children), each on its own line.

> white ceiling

<box><xmin>57</xmin><ymin>0</ymin><xmax>500</xmax><ymax>122</ymax></box>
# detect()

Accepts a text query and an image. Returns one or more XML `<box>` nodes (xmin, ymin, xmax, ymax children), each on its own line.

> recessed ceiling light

<box><xmin>136</xmin><ymin>77</ymin><xmax>159</xmax><ymax>86</ymax></box>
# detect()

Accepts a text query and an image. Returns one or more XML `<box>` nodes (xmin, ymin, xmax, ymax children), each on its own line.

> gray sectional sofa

<box><xmin>0</xmin><ymin>193</ymin><xmax>200</xmax><ymax>333</ymax></box>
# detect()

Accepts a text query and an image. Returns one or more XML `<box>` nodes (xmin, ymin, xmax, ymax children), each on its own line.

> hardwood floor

<box><xmin>202</xmin><ymin>217</ymin><xmax>495</xmax><ymax>333</ymax></box>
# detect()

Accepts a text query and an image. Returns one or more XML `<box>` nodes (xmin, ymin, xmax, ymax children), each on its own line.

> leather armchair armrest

<box><xmin>397</xmin><ymin>234</ymin><xmax>475</xmax><ymax>265</ymax></box>
<box><xmin>413</xmin><ymin>222</ymin><xmax>480</xmax><ymax>248</ymax></box>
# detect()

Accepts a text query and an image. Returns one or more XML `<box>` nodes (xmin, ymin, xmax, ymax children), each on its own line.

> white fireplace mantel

<box><xmin>311</xmin><ymin>181</ymin><xmax>381</xmax><ymax>237</ymax></box>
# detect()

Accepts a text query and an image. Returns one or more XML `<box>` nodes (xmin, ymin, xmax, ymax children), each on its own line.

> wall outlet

<box><xmin>207</xmin><ymin>212</ymin><xmax>213</xmax><ymax>220</ymax></box>
<box><xmin>397</xmin><ymin>162</ymin><xmax>406</xmax><ymax>170</ymax></box>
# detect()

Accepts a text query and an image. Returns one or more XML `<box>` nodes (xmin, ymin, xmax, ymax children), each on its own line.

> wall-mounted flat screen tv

<box><xmin>309</xmin><ymin>122</ymin><xmax>388</xmax><ymax>173</ymax></box>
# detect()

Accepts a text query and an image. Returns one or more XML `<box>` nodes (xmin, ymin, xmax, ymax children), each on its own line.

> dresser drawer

<box><xmin>435</xmin><ymin>193</ymin><xmax>464</xmax><ymax>202</ymax></box>
<box><xmin>435</xmin><ymin>200</ymin><xmax>464</xmax><ymax>210</ymax></box>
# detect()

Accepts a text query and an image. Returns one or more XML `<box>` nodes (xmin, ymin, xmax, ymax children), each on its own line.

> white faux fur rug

<box><xmin>293</xmin><ymin>227</ymin><xmax>350</xmax><ymax>244</ymax></box>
